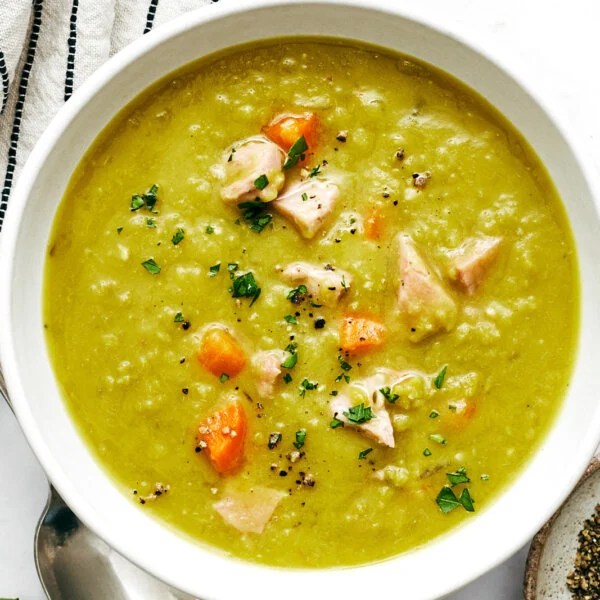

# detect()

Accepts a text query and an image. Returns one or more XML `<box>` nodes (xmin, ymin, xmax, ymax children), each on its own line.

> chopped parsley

<box><xmin>237</xmin><ymin>200</ymin><xmax>273</xmax><ymax>233</ymax></box>
<box><xmin>338</xmin><ymin>355</ymin><xmax>352</xmax><ymax>372</ymax></box>
<box><xmin>429</xmin><ymin>409</ymin><xmax>440</xmax><ymax>419</ymax></box>
<box><xmin>299</xmin><ymin>378</ymin><xmax>318</xmax><ymax>397</ymax></box>
<box><xmin>423</xmin><ymin>448</ymin><xmax>432</xmax><ymax>457</ymax></box>
<box><xmin>171</xmin><ymin>227</ymin><xmax>184</xmax><ymax>245</ymax></box>
<box><xmin>447</xmin><ymin>468</ymin><xmax>470</xmax><ymax>487</ymax></box>
<box><xmin>301</xmin><ymin>192</ymin><xmax>308</xmax><ymax>202</ymax></box>
<box><xmin>343</xmin><ymin>403</ymin><xmax>374</xmax><ymax>424</ymax></box>
<box><xmin>335</xmin><ymin>373</ymin><xmax>351</xmax><ymax>384</ymax></box>
<box><xmin>358</xmin><ymin>447</ymin><xmax>373</xmax><ymax>460</ymax></box>
<box><xmin>435</xmin><ymin>487</ymin><xmax>462</xmax><ymax>514</ymax></box>
<box><xmin>429</xmin><ymin>433</ymin><xmax>447</xmax><ymax>445</ymax></box>
<box><xmin>459</xmin><ymin>488</ymin><xmax>475</xmax><ymax>512</ymax></box>
<box><xmin>254</xmin><ymin>174</ymin><xmax>269</xmax><ymax>190</ymax></box>
<box><xmin>283</xmin><ymin>373</ymin><xmax>293</xmax><ymax>384</ymax></box>
<box><xmin>434</xmin><ymin>365</ymin><xmax>448</xmax><ymax>389</ymax></box>
<box><xmin>287</xmin><ymin>284</ymin><xmax>308</xmax><ymax>304</ymax></box>
<box><xmin>141</xmin><ymin>258</ymin><xmax>161</xmax><ymax>275</ymax></box>
<box><xmin>146</xmin><ymin>218</ymin><xmax>156</xmax><ymax>228</ymax></box>
<box><xmin>116</xmin><ymin>227</ymin><xmax>123</xmax><ymax>234</ymax></box>
<box><xmin>130</xmin><ymin>184</ymin><xmax>159</xmax><ymax>212</ymax></box>
<box><xmin>284</xmin><ymin>135</ymin><xmax>308</xmax><ymax>169</ymax></box>
<box><xmin>268</xmin><ymin>432</ymin><xmax>282</xmax><ymax>449</ymax></box>
<box><xmin>281</xmin><ymin>351</ymin><xmax>298</xmax><ymax>369</ymax></box>
<box><xmin>309</xmin><ymin>163</ymin><xmax>321</xmax><ymax>178</ymax></box>
<box><xmin>284</xmin><ymin>314</ymin><xmax>298</xmax><ymax>324</ymax></box>
<box><xmin>480</xmin><ymin>474</ymin><xmax>490</xmax><ymax>481</ymax></box>
<box><xmin>380</xmin><ymin>387</ymin><xmax>399</xmax><ymax>404</ymax></box>
<box><xmin>227</xmin><ymin>263</ymin><xmax>239</xmax><ymax>276</ymax></box>
<box><xmin>219</xmin><ymin>373</ymin><xmax>230</xmax><ymax>383</ymax></box>
<box><xmin>205</xmin><ymin>225</ymin><xmax>215</xmax><ymax>234</ymax></box>
<box><xmin>209</xmin><ymin>264</ymin><xmax>221</xmax><ymax>277</ymax></box>
<box><xmin>293</xmin><ymin>430</ymin><xmax>307</xmax><ymax>450</ymax></box>
<box><xmin>330</xmin><ymin>417</ymin><xmax>345</xmax><ymax>429</ymax></box>
<box><xmin>229</xmin><ymin>271</ymin><xmax>261</xmax><ymax>305</ymax></box>
<box><xmin>174</xmin><ymin>312</ymin><xmax>184</xmax><ymax>323</ymax></box>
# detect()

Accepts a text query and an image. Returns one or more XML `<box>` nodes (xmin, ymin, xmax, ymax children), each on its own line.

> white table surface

<box><xmin>1</xmin><ymin>1</ymin><xmax>599</xmax><ymax>598</ymax></box>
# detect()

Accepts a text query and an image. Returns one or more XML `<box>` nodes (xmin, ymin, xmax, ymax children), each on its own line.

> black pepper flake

<box><xmin>382</xmin><ymin>192</ymin><xmax>390</xmax><ymax>198</ymax></box>
<box><xmin>279</xmin><ymin>470</ymin><xmax>288</xmax><ymax>477</ymax></box>
<box><xmin>393</xmin><ymin>200</ymin><xmax>398</xmax><ymax>206</ymax></box>
<box><xmin>179</xmin><ymin>357</ymin><xmax>186</xmax><ymax>364</ymax></box>
<box><xmin>182</xmin><ymin>388</ymin><xmax>189</xmax><ymax>395</ymax></box>
<box><xmin>314</xmin><ymin>318</ymin><xmax>326</xmax><ymax>329</ymax></box>
<box><xmin>567</xmin><ymin>504</ymin><xmax>600</xmax><ymax>599</ymax></box>
<box><xmin>336</xmin><ymin>131</ymin><xmax>347</xmax><ymax>142</ymax></box>
<box><xmin>182</xmin><ymin>321</ymin><xmax>191</xmax><ymax>330</ymax></box>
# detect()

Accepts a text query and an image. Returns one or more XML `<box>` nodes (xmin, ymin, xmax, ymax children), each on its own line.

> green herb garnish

<box><xmin>229</xmin><ymin>271</ymin><xmax>261</xmax><ymax>305</ymax></box>
<box><xmin>299</xmin><ymin>379</ymin><xmax>318</xmax><ymax>397</ymax></box>
<box><xmin>423</xmin><ymin>448</ymin><xmax>432</xmax><ymax>457</ymax></box>
<box><xmin>237</xmin><ymin>200</ymin><xmax>273</xmax><ymax>233</ymax></box>
<box><xmin>459</xmin><ymin>488</ymin><xmax>475</xmax><ymax>512</ymax></box>
<box><xmin>343</xmin><ymin>403</ymin><xmax>374</xmax><ymax>424</ymax></box>
<box><xmin>435</xmin><ymin>486</ymin><xmax>462</xmax><ymax>513</ymax></box>
<box><xmin>268</xmin><ymin>432</ymin><xmax>282</xmax><ymax>449</ymax></box>
<box><xmin>301</xmin><ymin>192</ymin><xmax>308</xmax><ymax>202</ymax></box>
<box><xmin>141</xmin><ymin>258</ymin><xmax>161</xmax><ymax>275</ymax></box>
<box><xmin>287</xmin><ymin>284</ymin><xmax>308</xmax><ymax>304</ymax></box>
<box><xmin>254</xmin><ymin>174</ymin><xmax>269</xmax><ymax>190</ymax></box>
<box><xmin>434</xmin><ymin>365</ymin><xmax>448</xmax><ymax>389</ymax></box>
<box><xmin>338</xmin><ymin>355</ymin><xmax>352</xmax><ymax>372</ymax></box>
<box><xmin>293</xmin><ymin>430</ymin><xmax>307</xmax><ymax>450</ymax></box>
<box><xmin>429</xmin><ymin>433</ymin><xmax>447</xmax><ymax>445</ymax></box>
<box><xmin>174</xmin><ymin>312</ymin><xmax>184</xmax><ymax>323</ymax></box>
<box><xmin>283</xmin><ymin>373</ymin><xmax>293</xmax><ymax>384</ymax></box>
<box><xmin>116</xmin><ymin>227</ymin><xmax>123</xmax><ymax>234</ymax></box>
<box><xmin>219</xmin><ymin>373</ymin><xmax>230</xmax><ymax>383</ymax></box>
<box><xmin>284</xmin><ymin>314</ymin><xmax>298</xmax><ymax>324</ymax></box>
<box><xmin>429</xmin><ymin>410</ymin><xmax>440</xmax><ymax>419</ymax></box>
<box><xmin>380</xmin><ymin>387</ymin><xmax>399</xmax><ymax>404</ymax></box>
<box><xmin>330</xmin><ymin>417</ymin><xmax>345</xmax><ymax>429</ymax></box>
<box><xmin>172</xmin><ymin>227</ymin><xmax>184</xmax><ymax>245</ymax></box>
<box><xmin>284</xmin><ymin>135</ymin><xmax>308</xmax><ymax>169</ymax></box>
<box><xmin>447</xmin><ymin>468</ymin><xmax>470</xmax><ymax>487</ymax></box>
<box><xmin>130</xmin><ymin>184</ymin><xmax>159</xmax><ymax>212</ymax></box>
<box><xmin>206</xmin><ymin>225</ymin><xmax>215</xmax><ymax>234</ymax></box>
<box><xmin>146</xmin><ymin>218</ymin><xmax>156</xmax><ymax>228</ymax></box>
<box><xmin>209</xmin><ymin>264</ymin><xmax>220</xmax><ymax>277</ymax></box>
<box><xmin>309</xmin><ymin>164</ymin><xmax>321</xmax><ymax>178</ymax></box>
<box><xmin>227</xmin><ymin>263</ymin><xmax>239</xmax><ymax>276</ymax></box>
<box><xmin>281</xmin><ymin>352</ymin><xmax>298</xmax><ymax>369</ymax></box>
<box><xmin>358</xmin><ymin>447</ymin><xmax>373</xmax><ymax>460</ymax></box>
<box><xmin>480</xmin><ymin>474</ymin><xmax>490</xmax><ymax>481</ymax></box>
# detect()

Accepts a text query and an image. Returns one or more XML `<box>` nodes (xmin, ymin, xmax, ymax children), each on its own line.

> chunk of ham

<box><xmin>251</xmin><ymin>349</ymin><xmax>288</xmax><ymax>399</ymax></box>
<box><xmin>396</xmin><ymin>234</ymin><xmax>457</xmax><ymax>342</ymax></box>
<box><xmin>213</xmin><ymin>485</ymin><xmax>285</xmax><ymax>534</ymax></box>
<box><xmin>330</xmin><ymin>368</ymin><xmax>402</xmax><ymax>447</ymax></box>
<box><xmin>273</xmin><ymin>178</ymin><xmax>339</xmax><ymax>238</ymax></box>
<box><xmin>282</xmin><ymin>261</ymin><xmax>351</xmax><ymax>307</ymax></box>
<box><xmin>221</xmin><ymin>136</ymin><xmax>285</xmax><ymax>204</ymax></box>
<box><xmin>447</xmin><ymin>235</ymin><xmax>502</xmax><ymax>294</ymax></box>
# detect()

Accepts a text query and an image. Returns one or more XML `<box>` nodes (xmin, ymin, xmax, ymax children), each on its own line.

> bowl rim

<box><xmin>1</xmin><ymin>1</ymin><xmax>600</xmax><ymax>598</ymax></box>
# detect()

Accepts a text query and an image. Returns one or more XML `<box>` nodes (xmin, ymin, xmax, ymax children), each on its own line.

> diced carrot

<box><xmin>340</xmin><ymin>313</ymin><xmax>386</xmax><ymax>353</ymax></box>
<box><xmin>364</xmin><ymin>207</ymin><xmax>385</xmax><ymax>241</ymax></box>
<box><xmin>196</xmin><ymin>401</ymin><xmax>248</xmax><ymax>474</ymax></box>
<box><xmin>443</xmin><ymin>398</ymin><xmax>477</xmax><ymax>430</ymax></box>
<box><xmin>197</xmin><ymin>326</ymin><xmax>246</xmax><ymax>379</ymax></box>
<box><xmin>263</xmin><ymin>112</ymin><xmax>319</xmax><ymax>152</ymax></box>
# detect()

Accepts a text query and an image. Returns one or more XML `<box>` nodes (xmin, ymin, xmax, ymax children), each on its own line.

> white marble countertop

<box><xmin>1</xmin><ymin>1</ymin><xmax>599</xmax><ymax>598</ymax></box>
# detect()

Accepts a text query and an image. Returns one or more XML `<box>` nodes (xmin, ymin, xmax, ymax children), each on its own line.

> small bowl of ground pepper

<box><xmin>525</xmin><ymin>457</ymin><xmax>600</xmax><ymax>599</ymax></box>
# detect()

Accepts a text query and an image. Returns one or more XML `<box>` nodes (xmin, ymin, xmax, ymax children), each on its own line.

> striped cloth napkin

<box><xmin>0</xmin><ymin>0</ymin><xmax>216</xmax><ymax>231</ymax></box>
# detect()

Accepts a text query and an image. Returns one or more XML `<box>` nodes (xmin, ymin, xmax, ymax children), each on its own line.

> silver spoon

<box><xmin>0</xmin><ymin>368</ymin><xmax>195</xmax><ymax>599</ymax></box>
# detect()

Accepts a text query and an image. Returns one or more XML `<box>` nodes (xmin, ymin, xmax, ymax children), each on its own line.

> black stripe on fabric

<box><xmin>0</xmin><ymin>49</ymin><xmax>9</xmax><ymax>114</ymax></box>
<box><xmin>64</xmin><ymin>0</ymin><xmax>79</xmax><ymax>101</ymax></box>
<box><xmin>143</xmin><ymin>0</ymin><xmax>159</xmax><ymax>34</ymax></box>
<box><xmin>0</xmin><ymin>0</ymin><xmax>44</xmax><ymax>229</ymax></box>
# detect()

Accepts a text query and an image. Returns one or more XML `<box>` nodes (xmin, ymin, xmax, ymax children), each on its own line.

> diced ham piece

<box><xmin>251</xmin><ymin>349</ymin><xmax>288</xmax><ymax>399</ymax></box>
<box><xmin>221</xmin><ymin>136</ymin><xmax>286</xmax><ymax>204</ymax></box>
<box><xmin>396</xmin><ymin>234</ymin><xmax>457</xmax><ymax>342</ymax></box>
<box><xmin>213</xmin><ymin>485</ymin><xmax>286</xmax><ymax>534</ymax></box>
<box><xmin>282</xmin><ymin>261</ymin><xmax>351</xmax><ymax>307</ymax></box>
<box><xmin>447</xmin><ymin>236</ymin><xmax>502</xmax><ymax>294</ymax></box>
<box><xmin>273</xmin><ymin>178</ymin><xmax>339</xmax><ymax>238</ymax></box>
<box><xmin>330</xmin><ymin>368</ymin><xmax>402</xmax><ymax>447</ymax></box>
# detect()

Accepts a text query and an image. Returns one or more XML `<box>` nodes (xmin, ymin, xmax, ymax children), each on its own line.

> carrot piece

<box><xmin>444</xmin><ymin>398</ymin><xmax>477</xmax><ymax>430</ymax></box>
<box><xmin>364</xmin><ymin>207</ymin><xmax>385</xmax><ymax>241</ymax></box>
<box><xmin>340</xmin><ymin>313</ymin><xmax>386</xmax><ymax>353</ymax></box>
<box><xmin>263</xmin><ymin>112</ymin><xmax>319</xmax><ymax>152</ymax></box>
<box><xmin>197</xmin><ymin>326</ymin><xmax>246</xmax><ymax>379</ymax></box>
<box><xmin>196</xmin><ymin>401</ymin><xmax>248</xmax><ymax>474</ymax></box>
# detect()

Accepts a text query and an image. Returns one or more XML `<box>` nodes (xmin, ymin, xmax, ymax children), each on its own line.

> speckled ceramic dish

<box><xmin>524</xmin><ymin>457</ymin><xmax>600</xmax><ymax>599</ymax></box>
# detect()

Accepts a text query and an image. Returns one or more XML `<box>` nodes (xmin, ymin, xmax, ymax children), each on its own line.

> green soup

<box><xmin>44</xmin><ymin>39</ymin><xmax>578</xmax><ymax>567</ymax></box>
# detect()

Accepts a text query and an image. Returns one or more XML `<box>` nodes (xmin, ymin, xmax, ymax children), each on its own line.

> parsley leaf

<box><xmin>434</xmin><ymin>365</ymin><xmax>448</xmax><ymax>389</ymax></box>
<box><xmin>293</xmin><ymin>430</ymin><xmax>307</xmax><ymax>449</ymax></box>
<box><xmin>227</xmin><ymin>263</ymin><xmax>239</xmax><ymax>277</ymax></box>
<box><xmin>205</xmin><ymin>225</ymin><xmax>215</xmax><ymax>234</ymax></box>
<box><xmin>330</xmin><ymin>417</ymin><xmax>345</xmax><ymax>429</ymax></box>
<box><xmin>281</xmin><ymin>351</ymin><xmax>298</xmax><ymax>369</ymax></box>
<box><xmin>301</xmin><ymin>192</ymin><xmax>308</xmax><ymax>202</ymax></box>
<box><xmin>429</xmin><ymin>433</ymin><xmax>447</xmax><ymax>445</ymax></box>
<box><xmin>423</xmin><ymin>448</ymin><xmax>432</xmax><ymax>457</ymax></box>
<box><xmin>116</xmin><ymin>227</ymin><xmax>123</xmax><ymax>234</ymax></box>
<box><xmin>338</xmin><ymin>355</ymin><xmax>352</xmax><ymax>372</ymax></box>
<box><xmin>268</xmin><ymin>432</ymin><xmax>282</xmax><ymax>449</ymax></box>
<box><xmin>447</xmin><ymin>468</ymin><xmax>470</xmax><ymax>487</ymax></box>
<box><xmin>237</xmin><ymin>200</ymin><xmax>273</xmax><ymax>233</ymax></box>
<box><xmin>380</xmin><ymin>387</ymin><xmax>399</xmax><ymax>404</ymax></box>
<box><xmin>429</xmin><ymin>409</ymin><xmax>440</xmax><ymax>419</ymax></box>
<box><xmin>287</xmin><ymin>284</ymin><xmax>308</xmax><ymax>304</ymax></box>
<box><xmin>146</xmin><ymin>218</ymin><xmax>156</xmax><ymax>228</ymax></box>
<box><xmin>254</xmin><ymin>174</ymin><xmax>269</xmax><ymax>190</ymax></box>
<box><xmin>172</xmin><ymin>227</ymin><xmax>184</xmax><ymax>246</ymax></box>
<box><xmin>284</xmin><ymin>314</ymin><xmax>298</xmax><ymax>324</ymax></box>
<box><xmin>229</xmin><ymin>272</ymin><xmax>261</xmax><ymax>305</ymax></box>
<box><xmin>283</xmin><ymin>373</ymin><xmax>292</xmax><ymax>384</ymax></box>
<box><xmin>343</xmin><ymin>403</ymin><xmax>374</xmax><ymax>424</ymax></box>
<box><xmin>284</xmin><ymin>135</ymin><xmax>308</xmax><ymax>169</ymax></box>
<box><xmin>358</xmin><ymin>447</ymin><xmax>373</xmax><ymax>460</ymax></box>
<box><xmin>130</xmin><ymin>184</ymin><xmax>159</xmax><ymax>212</ymax></box>
<box><xmin>299</xmin><ymin>379</ymin><xmax>318</xmax><ymax>397</ymax></box>
<box><xmin>141</xmin><ymin>258</ymin><xmax>161</xmax><ymax>275</ymax></box>
<box><xmin>174</xmin><ymin>312</ymin><xmax>184</xmax><ymax>323</ymax></box>
<box><xmin>219</xmin><ymin>373</ymin><xmax>230</xmax><ymax>383</ymax></box>
<box><xmin>309</xmin><ymin>164</ymin><xmax>321</xmax><ymax>178</ymax></box>
<box><xmin>459</xmin><ymin>488</ymin><xmax>475</xmax><ymax>512</ymax></box>
<box><xmin>209</xmin><ymin>264</ymin><xmax>220</xmax><ymax>277</ymax></box>
<box><xmin>436</xmin><ymin>486</ymin><xmax>461</xmax><ymax>513</ymax></box>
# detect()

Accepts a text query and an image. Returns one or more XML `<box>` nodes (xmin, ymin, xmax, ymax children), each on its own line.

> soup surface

<box><xmin>44</xmin><ymin>40</ymin><xmax>578</xmax><ymax>567</ymax></box>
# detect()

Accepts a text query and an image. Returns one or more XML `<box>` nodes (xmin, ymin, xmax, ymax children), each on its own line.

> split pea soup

<box><xmin>44</xmin><ymin>39</ymin><xmax>578</xmax><ymax>568</ymax></box>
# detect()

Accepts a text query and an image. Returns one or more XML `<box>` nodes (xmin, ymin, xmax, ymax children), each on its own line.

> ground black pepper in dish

<box><xmin>566</xmin><ymin>504</ymin><xmax>600</xmax><ymax>599</ymax></box>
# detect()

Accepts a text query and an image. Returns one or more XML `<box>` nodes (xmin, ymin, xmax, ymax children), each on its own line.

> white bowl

<box><xmin>1</xmin><ymin>1</ymin><xmax>600</xmax><ymax>598</ymax></box>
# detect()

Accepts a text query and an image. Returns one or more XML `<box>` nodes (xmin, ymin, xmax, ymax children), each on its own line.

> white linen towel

<box><xmin>0</xmin><ymin>0</ymin><xmax>216</xmax><ymax>230</ymax></box>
